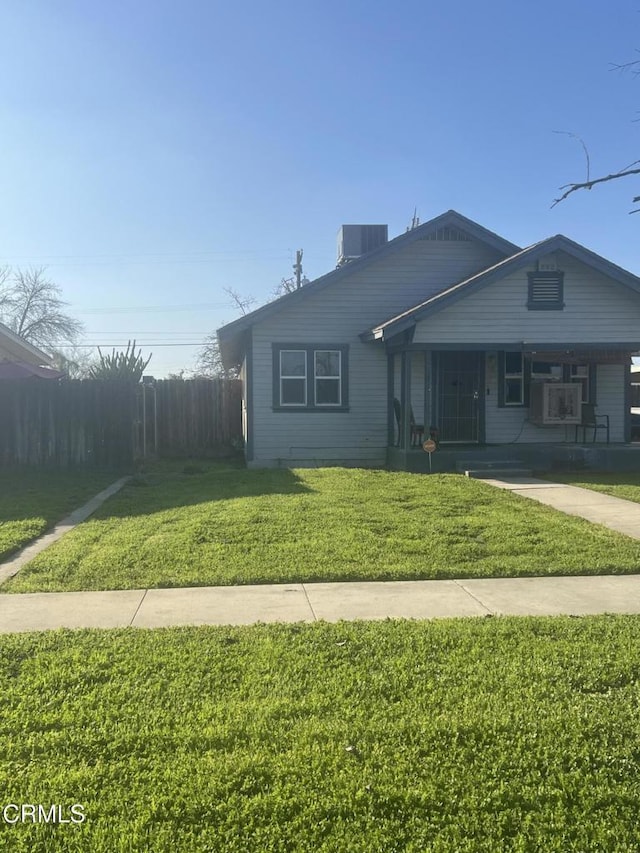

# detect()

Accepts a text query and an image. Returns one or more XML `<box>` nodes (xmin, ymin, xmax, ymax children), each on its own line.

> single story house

<box><xmin>218</xmin><ymin>210</ymin><xmax>640</xmax><ymax>469</ymax></box>
<box><xmin>0</xmin><ymin>322</ymin><xmax>62</xmax><ymax>379</ymax></box>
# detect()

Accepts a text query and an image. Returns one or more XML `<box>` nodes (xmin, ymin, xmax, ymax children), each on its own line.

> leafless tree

<box><xmin>272</xmin><ymin>273</ymin><xmax>309</xmax><ymax>299</ymax></box>
<box><xmin>194</xmin><ymin>286</ymin><xmax>255</xmax><ymax>377</ymax></box>
<box><xmin>0</xmin><ymin>267</ymin><xmax>83</xmax><ymax>349</ymax></box>
<box><xmin>50</xmin><ymin>346</ymin><xmax>94</xmax><ymax>379</ymax></box>
<box><xmin>195</xmin><ymin>333</ymin><xmax>238</xmax><ymax>379</ymax></box>
<box><xmin>222</xmin><ymin>286</ymin><xmax>256</xmax><ymax>315</ymax></box>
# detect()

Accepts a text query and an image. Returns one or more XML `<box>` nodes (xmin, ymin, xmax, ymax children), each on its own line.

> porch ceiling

<box><xmin>523</xmin><ymin>349</ymin><xmax>635</xmax><ymax>365</ymax></box>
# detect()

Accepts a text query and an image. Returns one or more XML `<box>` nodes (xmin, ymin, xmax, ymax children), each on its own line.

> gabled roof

<box><xmin>0</xmin><ymin>321</ymin><xmax>54</xmax><ymax>366</ymax></box>
<box><xmin>217</xmin><ymin>210</ymin><xmax>520</xmax><ymax>367</ymax></box>
<box><xmin>365</xmin><ymin>234</ymin><xmax>640</xmax><ymax>342</ymax></box>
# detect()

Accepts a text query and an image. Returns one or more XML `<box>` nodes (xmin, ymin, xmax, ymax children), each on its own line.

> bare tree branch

<box><xmin>553</xmin><ymin>131</ymin><xmax>590</xmax><ymax>184</ymax></box>
<box><xmin>610</xmin><ymin>50</ymin><xmax>640</xmax><ymax>75</ymax></box>
<box><xmin>552</xmin><ymin>163</ymin><xmax>640</xmax><ymax>209</ymax></box>
<box><xmin>553</xmin><ymin>47</ymin><xmax>640</xmax><ymax>211</ymax></box>
<box><xmin>272</xmin><ymin>275</ymin><xmax>300</xmax><ymax>298</ymax></box>
<box><xmin>194</xmin><ymin>333</ymin><xmax>238</xmax><ymax>378</ymax></box>
<box><xmin>222</xmin><ymin>286</ymin><xmax>256</xmax><ymax>316</ymax></box>
<box><xmin>50</xmin><ymin>346</ymin><xmax>94</xmax><ymax>379</ymax></box>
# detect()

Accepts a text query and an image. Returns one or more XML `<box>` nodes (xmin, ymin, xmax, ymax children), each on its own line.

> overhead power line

<box><xmin>52</xmin><ymin>342</ymin><xmax>212</xmax><ymax>349</ymax></box>
<box><xmin>0</xmin><ymin>250</ymin><xmax>322</xmax><ymax>269</ymax></box>
<box><xmin>74</xmin><ymin>302</ymin><xmax>231</xmax><ymax>314</ymax></box>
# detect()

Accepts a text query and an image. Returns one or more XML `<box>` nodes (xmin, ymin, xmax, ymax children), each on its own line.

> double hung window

<box><xmin>273</xmin><ymin>344</ymin><xmax>349</xmax><ymax>410</ymax></box>
<box><xmin>279</xmin><ymin>350</ymin><xmax>307</xmax><ymax>405</ymax></box>
<box><xmin>503</xmin><ymin>352</ymin><xmax>524</xmax><ymax>406</ymax></box>
<box><xmin>499</xmin><ymin>353</ymin><xmax>594</xmax><ymax>408</ymax></box>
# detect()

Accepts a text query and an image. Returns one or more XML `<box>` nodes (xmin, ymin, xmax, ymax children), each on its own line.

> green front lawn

<box><xmin>2</xmin><ymin>617</ymin><xmax>640</xmax><ymax>851</ymax></box>
<box><xmin>5</xmin><ymin>464</ymin><xmax>640</xmax><ymax>592</ymax></box>
<box><xmin>0</xmin><ymin>468</ymin><xmax>124</xmax><ymax>562</ymax></box>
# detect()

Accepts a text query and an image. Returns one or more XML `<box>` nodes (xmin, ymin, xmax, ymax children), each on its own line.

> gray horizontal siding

<box><xmin>252</xmin><ymin>338</ymin><xmax>387</xmax><ymax>465</ymax></box>
<box><xmin>414</xmin><ymin>253</ymin><xmax>640</xmax><ymax>345</ymax></box>
<box><xmin>251</xmin><ymin>238</ymin><xmax>502</xmax><ymax>465</ymax></box>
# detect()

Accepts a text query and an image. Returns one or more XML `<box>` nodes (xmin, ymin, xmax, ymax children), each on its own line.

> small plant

<box><xmin>182</xmin><ymin>464</ymin><xmax>205</xmax><ymax>475</ymax></box>
<box><xmin>129</xmin><ymin>473</ymin><xmax>151</xmax><ymax>487</ymax></box>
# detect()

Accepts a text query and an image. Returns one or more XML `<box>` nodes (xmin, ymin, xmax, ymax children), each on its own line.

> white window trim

<box><xmin>279</xmin><ymin>349</ymin><xmax>307</xmax><ymax>407</ymax></box>
<box><xmin>313</xmin><ymin>349</ymin><xmax>342</xmax><ymax>407</ymax></box>
<box><xmin>504</xmin><ymin>353</ymin><xmax>524</xmax><ymax>406</ymax></box>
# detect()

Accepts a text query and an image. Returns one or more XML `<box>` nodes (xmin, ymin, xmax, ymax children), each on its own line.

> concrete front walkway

<box><xmin>480</xmin><ymin>475</ymin><xmax>640</xmax><ymax>539</ymax></box>
<box><xmin>0</xmin><ymin>476</ymin><xmax>131</xmax><ymax>587</ymax></box>
<box><xmin>2</xmin><ymin>574</ymin><xmax>640</xmax><ymax>632</ymax></box>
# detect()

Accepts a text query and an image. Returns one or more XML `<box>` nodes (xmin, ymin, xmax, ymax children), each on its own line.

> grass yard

<box><xmin>2</xmin><ymin>617</ymin><xmax>640</xmax><ymax>851</ymax></box>
<box><xmin>545</xmin><ymin>472</ymin><xmax>640</xmax><ymax>504</ymax></box>
<box><xmin>0</xmin><ymin>468</ymin><xmax>124</xmax><ymax>562</ymax></box>
<box><xmin>6</xmin><ymin>463</ymin><xmax>640</xmax><ymax>593</ymax></box>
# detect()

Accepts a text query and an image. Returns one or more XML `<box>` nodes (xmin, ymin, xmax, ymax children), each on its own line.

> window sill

<box><xmin>526</xmin><ymin>303</ymin><xmax>565</xmax><ymax>311</ymax></box>
<box><xmin>272</xmin><ymin>406</ymin><xmax>350</xmax><ymax>413</ymax></box>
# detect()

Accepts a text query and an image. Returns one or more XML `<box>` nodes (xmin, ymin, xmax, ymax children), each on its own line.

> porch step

<box><xmin>464</xmin><ymin>468</ymin><xmax>533</xmax><ymax>479</ymax></box>
<box><xmin>456</xmin><ymin>459</ymin><xmax>533</xmax><ymax>479</ymax></box>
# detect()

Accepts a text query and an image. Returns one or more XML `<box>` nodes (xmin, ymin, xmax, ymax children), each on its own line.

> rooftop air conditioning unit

<box><xmin>337</xmin><ymin>224</ymin><xmax>388</xmax><ymax>266</ymax></box>
<box><xmin>529</xmin><ymin>381</ymin><xmax>581</xmax><ymax>426</ymax></box>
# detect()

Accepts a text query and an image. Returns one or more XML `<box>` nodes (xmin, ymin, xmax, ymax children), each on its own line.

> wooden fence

<box><xmin>144</xmin><ymin>379</ymin><xmax>242</xmax><ymax>458</ymax></box>
<box><xmin>0</xmin><ymin>378</ymin><xmax>242</xmax><ymax>467</ymax></box>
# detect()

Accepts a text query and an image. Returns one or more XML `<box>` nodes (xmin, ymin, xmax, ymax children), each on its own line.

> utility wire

<box><xmin>53</xmin><ymin>342</ymin><xmax>213</xmax><ymax>349</ymax></box>
<box><xmin>74</xmin><ymin>302</ymin><xmax>231</xmax><ymax>314</ymax></box>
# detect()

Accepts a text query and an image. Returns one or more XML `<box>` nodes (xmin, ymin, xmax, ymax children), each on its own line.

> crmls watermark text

<box><xmin>2</xmin><ymin>804</ymin><xmax>86</xmax><ymax>825</ymax></box>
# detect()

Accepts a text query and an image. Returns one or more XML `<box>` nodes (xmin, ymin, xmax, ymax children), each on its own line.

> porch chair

<box><xmin>574</xmin><ymin>402</ymin><xmax>610</xmax><ymax>444</ymax></box>
<box><xmin>393</xmin><ymin>398</ymin><xmax>425</xmax><ymax>447</ymax></box>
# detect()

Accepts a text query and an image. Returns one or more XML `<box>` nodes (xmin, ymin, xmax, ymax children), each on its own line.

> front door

<box><xmin>436</xmin><ymin>351</ymin><xmax>482</xmax><ymax>443</ymax></box>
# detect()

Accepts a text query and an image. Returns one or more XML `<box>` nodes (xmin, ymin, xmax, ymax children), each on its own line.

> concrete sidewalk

<box><xmin>2</xmin><ymin>574</ymin><xmax>640</xmax><ymax>632</ymax></box>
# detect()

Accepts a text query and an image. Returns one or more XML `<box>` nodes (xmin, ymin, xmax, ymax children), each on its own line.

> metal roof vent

<box><xmin>337</xmin><ymin>224</ymin><xmax>388</xmax><ymax>266</ymax></box>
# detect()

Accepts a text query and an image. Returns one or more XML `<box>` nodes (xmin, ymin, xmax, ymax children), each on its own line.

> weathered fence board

<box><xmin>0</xmin><ymin>378</ymin><xmax>242</xmax><ymax>467</ymax></box>
<box><xmin>0</xmin><ymin>380</ymin><xmax>137</xmax><ymax>467</ymax></box>
<box><xmin>151</xmin><ymin>379</ymin><xmax>242</xmax><ymax>457</ymax></box>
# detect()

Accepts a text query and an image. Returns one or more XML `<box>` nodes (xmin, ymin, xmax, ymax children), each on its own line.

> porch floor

<box><xmin>387</xmin><ymin>442</ymin><xmax>640</xmax><ymax>474</ymax></box>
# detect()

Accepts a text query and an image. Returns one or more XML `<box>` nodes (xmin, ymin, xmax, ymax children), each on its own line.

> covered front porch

<box><xmin>388</xmin><ymin>442</ymin><xmax>640</xmax><ymax>474</ymax></box>
<box><xmin>386</xmin><ymin>344</ymin><xmax>635</xmax><ymax>472</ymax></box>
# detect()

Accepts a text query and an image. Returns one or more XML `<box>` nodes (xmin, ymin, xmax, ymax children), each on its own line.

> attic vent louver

<box><xmin>424</xmin><ymin>227</ymin><xmax>472</xmax><ymax>241</ymax></box>
<box><xmin>527</xmin><ymin>271</ymin><xmax>564</xmax><ymax>311</ymax></box>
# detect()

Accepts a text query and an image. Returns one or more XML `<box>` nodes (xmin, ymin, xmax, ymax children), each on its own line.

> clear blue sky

<box><xmin>0</xmin><ymin>0</ymin><xmax>638</xmax><ymax>376</ymax></box>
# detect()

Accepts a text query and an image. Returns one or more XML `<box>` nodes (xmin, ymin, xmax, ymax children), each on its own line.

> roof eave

<box><xmin>0</xmin><ymin>321</ymin><xmax>54</xmax><ymax>365</ymax></box>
